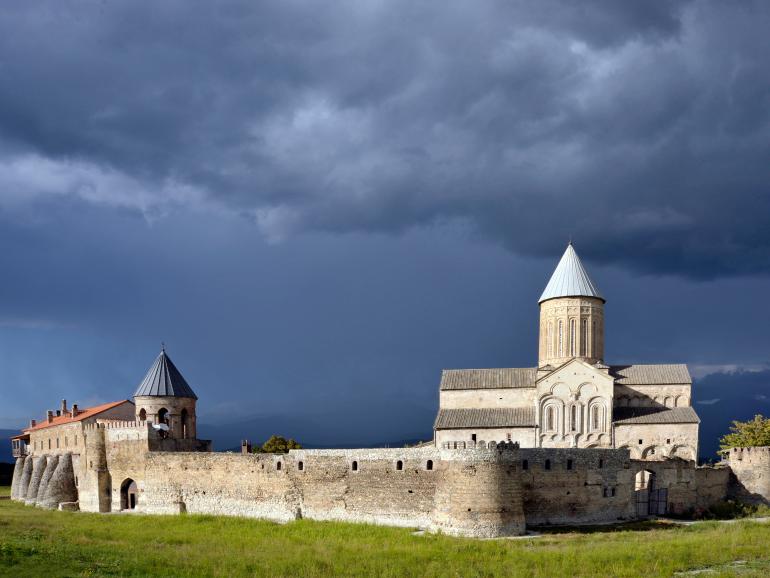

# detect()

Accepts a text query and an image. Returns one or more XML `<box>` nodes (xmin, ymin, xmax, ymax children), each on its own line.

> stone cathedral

<box><xmin>433</xmin><ymin>243</ymin><xmax>700</xmax><ymax>460</ymax></box>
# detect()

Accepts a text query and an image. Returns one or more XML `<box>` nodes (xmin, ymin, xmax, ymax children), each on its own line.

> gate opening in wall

<box><xmin>635</xmin><ymin>470</ymin><xmax>667</xmax><ymax>516</ymax></box>
<box><xmin>120</xmin><ymin>478</ymin><xmax>138</xmax><ymax>511</ymax></box>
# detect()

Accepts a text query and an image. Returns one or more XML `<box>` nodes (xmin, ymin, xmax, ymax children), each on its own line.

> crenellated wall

<box><xmin>725</xmin><ymin>447</ymin><xmax>770</xmax><ymax>505</ymax></box>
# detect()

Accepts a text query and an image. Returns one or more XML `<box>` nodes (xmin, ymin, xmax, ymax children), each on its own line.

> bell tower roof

<box><xmin>538</xmin><ymin>243</ymin><xmax>604</xmax><ymax>304</ymax></box>
<box><xmin>133</xmin><ymin>346</ymin><xmax>198</xmax><ymax>399</ymax></box>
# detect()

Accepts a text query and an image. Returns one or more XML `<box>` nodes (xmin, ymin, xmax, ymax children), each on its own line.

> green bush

<box><xmin>253</xmin><ymin>435</ymin><xmax>302</xmax><ymax>454</ymax></box>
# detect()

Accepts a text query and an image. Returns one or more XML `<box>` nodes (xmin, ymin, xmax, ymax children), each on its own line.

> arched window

<box><xmin>592</xmin><ymin>321</ymin><xmax>597</xmax><ymax>355</ymax></box>
<box><xmin>276</xmin><ymin>461</ymin><xmax>282</xmax><ymax>471</ymax></box>
<box><xmin>581</xmin><ymin>319</ymin><xmax>587</xmax><ymax>356</ymax></box>
<box><xmin>558</xmin><ymin>320</ymin><xmax>564</xmax><ymax>357</ymax></box>
<box><xmin>591</xmin><ymin>405</ymin><xmax>600</xmax><ymax>431</ymax></box>
<box><xmin>571</xmin><ymin>405</ymin><xmax>578</xmax><ymax>431</ymax></box>
<box><xmin>396</xmin><ymin>460</ymin><xmax>403</xmax><ymax>471</ymax></box>
<box><xmin>426</xmin><ymin>460</ymin><xmax>433</xmax><ymax>471</ymax></box>
<box><xmin>181</xmin><ymin>408</ymin><xmax>189</xmax><ymax>439</ymax></box>
<box><xmin>522</xmin><ymin>459</ymin><xmax>528</xmax><ymax>470</ymax></box>
<box><xmin>545</xmin><ymin>459</ymin><xmax>551</xmax><ymax>471</ymax></box>
<box><xmin>298</xmin><ymin>461</ymin><xmax>304</xmax><ymax>471</ymax></box>
<box><xmin>351</xmin><ymin>461</ymin><xmax>358</xmax><ymax>471</ymax></box>
<box><xmin>569</xmin><ymin>319</ymin><xmax>576</xmax><ymax>356</ymax></box>
<box><xmin>547</xmin><ymin>322</ymin><xmax>553</xmax><ymax>357</ymax></box>
<box><xmin>139</xmin><ymin>408</ymin><xmax>147</xmax><ymax>422</ymax></box>
<box><xmin>546</xmin><ymin>406</ymin><xmax>555</xmax><ymax>432</ymax></box>
<box><xmin>157</xmin><ymin>408</ymin><xmax>169</xmax><ymax>425</ymax></box>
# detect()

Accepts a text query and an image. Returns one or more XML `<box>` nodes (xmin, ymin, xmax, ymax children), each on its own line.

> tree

<box><xmin>719</xmin><ymin>415</ymin><xmax>770</xmax><ymax>454</ymax></box>
<box><xmin>255</xmin><ymin>435</ymin><xmax>302</xmax><ymax>454</ymax></box>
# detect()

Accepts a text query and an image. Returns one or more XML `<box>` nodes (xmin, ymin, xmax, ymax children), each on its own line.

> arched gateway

<box><xmin>120</xmin><ymin>478</ymin><xmax>138</xmax><ymax>510</ymax></box>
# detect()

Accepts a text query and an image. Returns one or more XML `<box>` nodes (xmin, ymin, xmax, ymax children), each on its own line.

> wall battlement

<box><xmin>98</xmin><ymin>420</ymin><xmax>149</xmax><ymax>429</ymax></box>
<box><xmin>724</xmin><ymin>446</ymin><xmax>770</xmax><ymax>505</ymax></box>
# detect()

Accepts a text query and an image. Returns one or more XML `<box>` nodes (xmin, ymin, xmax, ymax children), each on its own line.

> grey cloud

<box><xmin>1</xmin><ymin>1</ymin><xmax>769</xmax><ymax>277</ymax></box>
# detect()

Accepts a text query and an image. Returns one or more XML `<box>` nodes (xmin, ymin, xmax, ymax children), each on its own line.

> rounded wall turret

<box><xmin>10</xmin><ymin>456</ymin><xmax>25</xmax><ymax>500</ymax></box>
<box><xmin>538</xmin><ymin>296</ymin><xmax>604</xmax><ymax>367</ymax></box>
<box><xmin>431</xmin><ymin>446</ymin><xmax>525</xmax><ymax>537</ymax></box>
<box><xmin>17</xmin><ymin>456</ymin><xmax>34</xmax><ymax>501</ymax></box>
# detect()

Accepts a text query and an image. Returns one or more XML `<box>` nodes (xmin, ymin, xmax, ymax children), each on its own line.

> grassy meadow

<box><xmin>1</xmin><ymin>486</ymin><xmax>770</xmax><ymax>577</ymax></box>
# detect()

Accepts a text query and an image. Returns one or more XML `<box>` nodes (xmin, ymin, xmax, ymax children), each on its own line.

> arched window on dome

<box><xmin>581</xmin><ymin>319</ymin><xmax>587</xmax><ymax>356</ymax></box>
<box><xmin>569</xmin><ymin>319</ymin><xmax>576</xmax><ymax>356</ymax></box>
<box><xmin>558</xmin><ymin>321</ymin><xmax>564</xmax><ymax>357</ymax></box>
<box><xmin>547</xmin><ymin>322</ymin><xmax>553</xmax><ymax>357</ymax></box>
<box><xmin>592</xmin><ymin>321</ymin><xmax>597</xmax><ymax>356</ymax></box>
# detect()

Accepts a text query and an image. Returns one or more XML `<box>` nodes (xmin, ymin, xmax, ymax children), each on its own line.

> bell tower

<box><xmin>133</xmin><ymin>345</ymin><xmax>198</xmax><ymax>439</ymax></box>
<box><xmin>537</xmin><ymin>243</ymin><xmax>605</xmax><ymax>368</ymax></box>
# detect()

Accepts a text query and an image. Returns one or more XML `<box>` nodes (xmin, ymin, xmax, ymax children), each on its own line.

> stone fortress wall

<box><xmin>9</xmin><ymin>419</ymin><xmax>770</xmax><ymax>537</ymax></box>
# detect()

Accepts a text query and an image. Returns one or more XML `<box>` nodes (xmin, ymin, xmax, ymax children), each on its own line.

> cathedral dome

<box><xmin>538</xmin><ymin>243</ymin><xmax>604</xmax><ymax>304</ymax></box>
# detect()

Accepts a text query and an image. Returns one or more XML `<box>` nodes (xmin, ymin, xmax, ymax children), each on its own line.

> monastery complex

<box><xmin>8</xmin><ymin>244</ymin><xmax>770</xmax><ymax>537</ymax></box>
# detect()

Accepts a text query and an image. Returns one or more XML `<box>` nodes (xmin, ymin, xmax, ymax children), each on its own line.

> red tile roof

<box><xmin>23</xmin><ymin>400</ymin><xmax>133</xmax><ymax>433</ymax></box>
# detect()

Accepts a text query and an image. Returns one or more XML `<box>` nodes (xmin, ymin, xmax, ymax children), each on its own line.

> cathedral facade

<box><xmin>434</xmin><ymin>243</ymin><xmax>700</xmax><ymax>461</ymax></box>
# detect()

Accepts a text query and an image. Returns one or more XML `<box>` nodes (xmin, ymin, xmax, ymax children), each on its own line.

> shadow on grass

<box><xmin>531</xmin><ymin>519</ymin><xmax>678</xmax><ymax>535</ymax></box>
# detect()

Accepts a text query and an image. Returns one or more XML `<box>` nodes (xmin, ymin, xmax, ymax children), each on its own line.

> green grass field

<box><xmin>1</xmin><ymin>487</ymin><xmax>770</xmax><ymax>577</ymax></box>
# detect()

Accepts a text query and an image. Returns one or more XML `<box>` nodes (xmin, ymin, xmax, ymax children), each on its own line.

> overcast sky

<box><xmin>0</xmin><ymin>1</ymin><xmax>769</xmax><ymax>456</ymax></box>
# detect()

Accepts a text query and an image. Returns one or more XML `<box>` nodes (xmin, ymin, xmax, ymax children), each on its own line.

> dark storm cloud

<box><xmin>694</xmin><ymin>368</ymin><xmax>770</xmax><ymax>457</ymax></box>
<box><xmin>1</xmin><ymin>0</ymin><xmax>770</xmax><ymax>279</ymax></box>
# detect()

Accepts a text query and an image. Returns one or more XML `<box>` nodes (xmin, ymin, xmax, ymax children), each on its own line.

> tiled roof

<box><xmin>613</xmin><ymin>406</ymin><xmax>700</xmax><ymax>425</ymax></box>
<box><xmin>440</xmin><ymin>363</ymin><xmax>691</xmax><ymax>391</ymax></box>
<box><xmin>611</xmin><ymin>364</ymin><xmax>692</xmax><ymax>385</ymax></box>
<box><xmin>434</xmin><ymin>407</ymin><xmax>536</xmax><ymax>429</ymax></box>
<box><xmin>23</xmin><ymin>400</ymin><xmax>133</xmax><ymax>433</ymax></box>
<box><xmin>134</xmin><ymin>348</ymin><xmax>198</xmax><ymax>399</ymax></box>
<box><xmin>440</xmin><ymin>368</ymin><xmax>537</xmax><ymax>390</ymax></box>
<box><xmin>539</xmin><ymin>243</ymin><xmax>603</xmax><ymax>304</ymax></box>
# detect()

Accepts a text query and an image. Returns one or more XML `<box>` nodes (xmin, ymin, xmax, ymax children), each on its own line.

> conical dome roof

<box><xmin>538</xmin><ymin>243</ymin><xmax>604</xmax><ymax>304</ymax></box>
<box><xmin>133</xmin><ymin>347</ymin><xmax>198</xmax><ymax>399</ymax></box>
